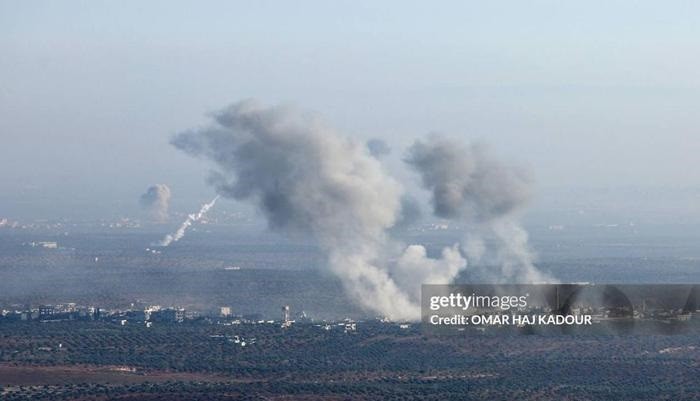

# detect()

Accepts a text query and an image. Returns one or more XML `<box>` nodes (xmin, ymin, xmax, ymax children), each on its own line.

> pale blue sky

<box><xmin>1</xmin><ymin>1</ymin><xmax>700</xmax><ymax>220</ymax></box>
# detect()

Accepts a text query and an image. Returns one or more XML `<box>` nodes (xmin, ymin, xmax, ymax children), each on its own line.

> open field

<box><xmin>0</xmin><ymin>364</ymin><xmax>230</xmax><ymax>386</ymax></box>
<box><xmin>1</xmin><ymin>320</ymin><xmax>700</xmax><ymax>400</ymax></box>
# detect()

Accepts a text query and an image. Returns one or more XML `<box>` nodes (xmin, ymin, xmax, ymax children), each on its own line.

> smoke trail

<box><xmin>157</xmin><ymin>196</ymin><xmax>219</xmax><ymax>247</ymax></box>
<box><xmin>405</xmin><ymin>135</ymin><xmax>552</xmax><ymax>283</ymax></box>
<box><xmin>140</xmin><ymin>184</ymin><xmax>171</xmax><ymax>222</ymax></box>
<box><xmin>171</xmin><ymin>100</ymin><xmax>465</xmax><ymax>320</ymax></box>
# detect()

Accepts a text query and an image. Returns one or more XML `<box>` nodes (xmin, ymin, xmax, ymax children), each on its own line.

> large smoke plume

<box><xmin>405</xmin><ymin>135</ymin><xmax>552</xmax><ymax>283</ymax></box>
<box><xmin>171</xmin><ymin>100</ymin><xmax>466</xmax><ymax>320</ymax></box>
<box><xmin>140</xmin><ymin>184</ymin><xmax>171</xmax><ymax>222</ymax></box>
<box><xmin>171</xmin><ymin>99</ymin><xmax>551</xmax><ymax>319</ymax></box>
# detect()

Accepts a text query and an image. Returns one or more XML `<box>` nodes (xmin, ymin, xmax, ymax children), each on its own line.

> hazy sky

<box><xmin>1</xmin><ymin>1</ymin><xmax>699</xmax><ymax>220</ymax></box>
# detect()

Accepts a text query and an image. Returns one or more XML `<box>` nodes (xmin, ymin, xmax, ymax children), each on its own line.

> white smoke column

<box><xmin>405</xmin><ymin>135</ymin><xmax>553</xmax><ymax>283</ymax></box>
<box><xmin>391</xmin><ymin>244</ymin><xmax>466</xmax><ymax>296</ymax></box>
<box><xmin>170</xmin><ymin>100</ymin><xmax>466</xmax><ymax>320</ymax></box>
<box><xmin>140</xmin><ymin>184</ymin><xmax>171</xmax><ymax>222</ymax></box>
<box><xmin>157</xmin><ymin>196</ymin><xmax>219</xmax><ymax>247</ymax></box>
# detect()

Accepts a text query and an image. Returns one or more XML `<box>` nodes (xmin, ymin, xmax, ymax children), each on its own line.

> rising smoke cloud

<box><xmin>157</xmin><ymin>196</ymin><xmax>219</xmax><ymax>247</ymax></box>
<box><xmin>405</xmin><ymin>135</ymin><xmax>552</xmax><ymax>283</ymax></box>
<box><xmin>171</xmin><ymin>100</ymin><xmax>467</xmax><ymax>320</ymax></box>
<box><xmin>140</xmin><ymin>184</ymin><xmax>171</xmax><ymax>222</ymax></box>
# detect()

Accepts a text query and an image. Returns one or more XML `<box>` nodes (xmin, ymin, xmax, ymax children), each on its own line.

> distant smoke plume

<box><xmin>366</xmin><ymin>138</ymin><xmax>391</xmax><ymax>158</ymax></box>
<box><xmin>171</xmin><ymin>100</ymin><xmax>465</xmax><ymax>320</ymax></box>
<box><xmin>405</xmin><ymin>135</ymin><xmax>551</xmax><ymax>283</ymax></box>
<box><xmin>405</xmin><ymin>138</ymin><xmax>530</xmax><ymax>220</ymax></box>
<box><xmin>157</xmin><ymin>196</ymin><xmax>219</xmax><ymax>247</ymax></box>
<box><xmin>140</xmin><ymin>184</ymin><xmax>171</xmax><ymax>222</ymax></box>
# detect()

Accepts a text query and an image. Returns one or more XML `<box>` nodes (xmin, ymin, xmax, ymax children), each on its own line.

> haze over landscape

<box><xmin>2</xmin><ymin>1</ymin><xmax>700</xmax><ymax>224</ymax></box>
<box><xmin>3</xmin><ymin>0</ymin><xmax>700</xmax><ymax>317</ymax></box>
<box><xmin>3</xmin><ymin>2</ymin><xmax>700</xmax><ymax>400</ymax></box>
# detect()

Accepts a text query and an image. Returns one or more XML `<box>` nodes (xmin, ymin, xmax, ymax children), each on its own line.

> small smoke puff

<box><xmin>405</xmin><ymin>135</ymin><xmax>532</xmax><ymax>221</ymax></box>
<box><xmin>366</xmin><ymin>138</ymin><xmax>391</xmax><ymax>158</ymax></box>
<box><xmin>140</xmin><ymin>184</ymin><xmax>171</xmax><ymax>222</ymax></box>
